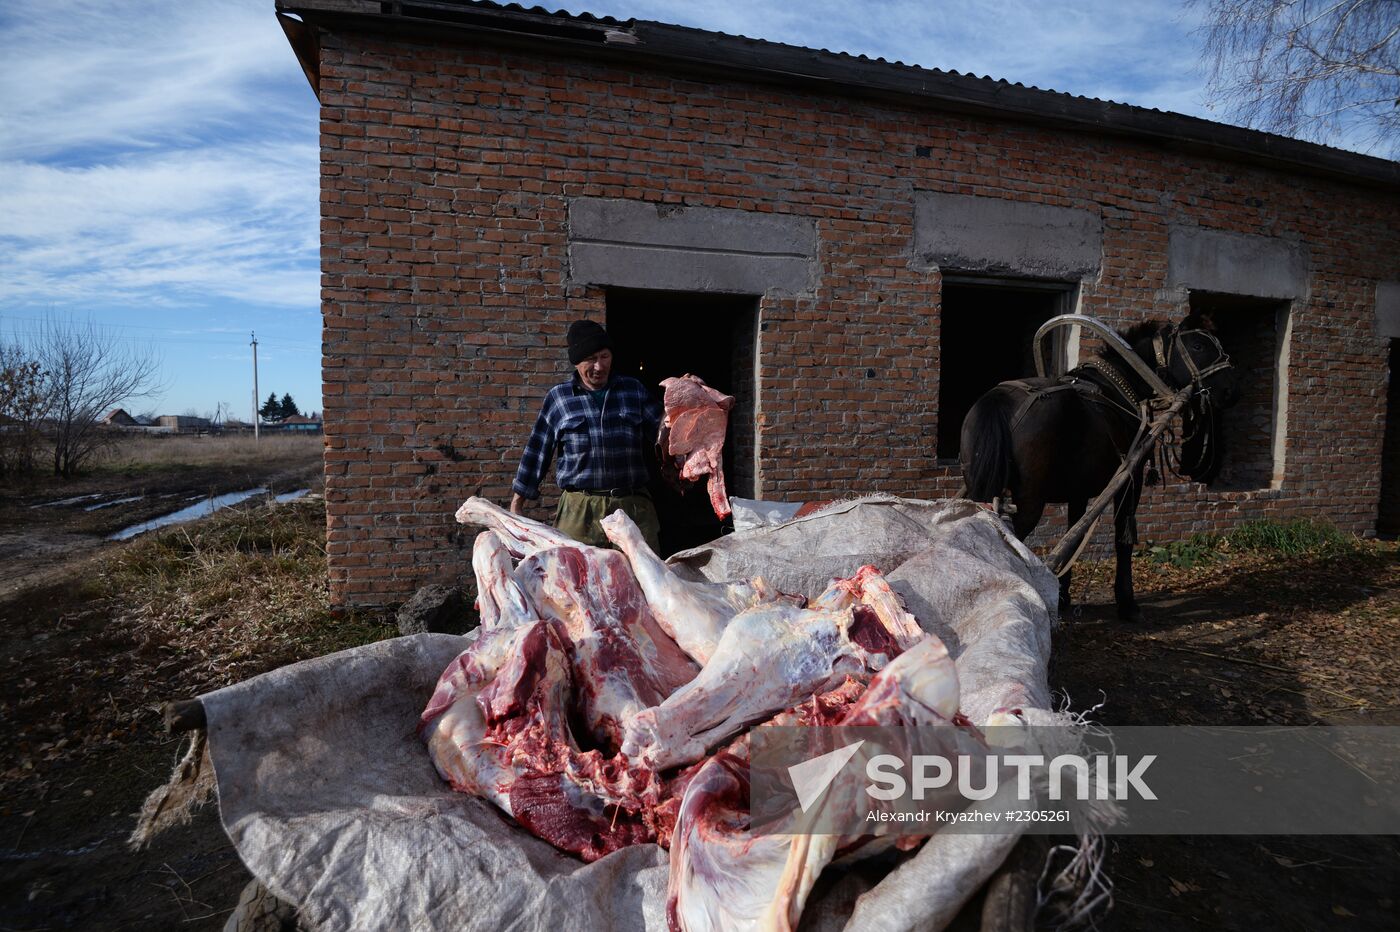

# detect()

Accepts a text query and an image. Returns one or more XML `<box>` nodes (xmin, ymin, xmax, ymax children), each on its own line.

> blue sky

<box><xmin>0</xmin><ymin>0</ymin><xmax>1375</xmax><ymax>419</ymax></box>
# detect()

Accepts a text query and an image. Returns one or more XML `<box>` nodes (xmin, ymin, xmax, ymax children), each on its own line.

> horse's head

<box><xmin>1164</xmin><ymin>312</ymin><xmax>1240</xmax><ymax>408</ymax></box>
<box><xmin>1125</xmin><ymin>316</ymin><xmax>1238</xmax><ymax>406</ymax></box>
<box><xmin>1145</xmin><ymin>313</ymin><xmax>1240</xmax><ymax>483</ymax></box>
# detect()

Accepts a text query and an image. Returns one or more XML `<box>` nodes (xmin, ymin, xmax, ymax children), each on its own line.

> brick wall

<box><xmin>314</xmin><ymin>30</ymin><xmax>1400</xmax><ymax>606</ymax></box>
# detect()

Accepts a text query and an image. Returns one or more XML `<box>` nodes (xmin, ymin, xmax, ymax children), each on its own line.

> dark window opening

<box><xmin>1188</xmin><ymin>291</ymin><xmax>1287</xmax><ymax>491</ymax></box>
<box><xmin>606</xmin><ymin>289</ymin><xmax>758</xmax><ymax>556</ymax></box>
<box><xmin>1380</xmin><ymin>339</ymin><xmax>1400</xmax><ymax>539</ymax></box>
<box><xmin>937</xmin><ymin>279</ymin><xmax>1073</xmax><ymax>461</ymax></box>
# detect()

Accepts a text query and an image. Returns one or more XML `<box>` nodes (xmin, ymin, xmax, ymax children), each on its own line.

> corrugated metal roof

<box><xmin>277</xmin><ymin>0</ymin><xmax>1399</xmax><ymax>188</ymax></box>
<box><xmin>448</xmin><ymin>1</ymin><xmax>630</xmax><ymax>26</ymax></box>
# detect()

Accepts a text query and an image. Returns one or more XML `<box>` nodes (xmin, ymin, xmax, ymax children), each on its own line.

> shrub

<box><xmin>1147</xmin><ymin>533</ymin><xmax>1222</xmax><ymax>568</ymax></box>
<box><xmin>1227</xmin><ymin>518</ymin><xmax>1352</xmax><ymax>556</ymax></box>
<box><xmin>1145</xmin><ymin>518</ymin><xmax>1354</xmax><ymax>567</ymax></box>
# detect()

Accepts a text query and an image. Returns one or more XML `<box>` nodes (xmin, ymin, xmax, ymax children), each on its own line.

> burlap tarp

<box><xmin>198</xmin><ymin>496</ymin><xmax>1060</xmax><ymax>930</ymax></box>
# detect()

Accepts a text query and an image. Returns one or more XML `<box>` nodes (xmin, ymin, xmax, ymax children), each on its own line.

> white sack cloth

<box><xmin>201</xmin><ymin>496</ymin><xmax>1059</xmax><ymax>931</ymax></box>
<box><xmin>727</xmin><ymin>496</ymin><xmax>803</xmax><ymax>532</ymax></box>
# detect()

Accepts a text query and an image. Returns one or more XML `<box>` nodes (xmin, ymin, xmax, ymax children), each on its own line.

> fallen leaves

<box><xmin>1059</xmin><ymin>538</ymin><xmax>1400</xmax><ymax>728</ymax></box>
<box><xmin>1168</xmin><ymin>876</ymin><xmax>1202</xmax><ymax>896</ymax></box>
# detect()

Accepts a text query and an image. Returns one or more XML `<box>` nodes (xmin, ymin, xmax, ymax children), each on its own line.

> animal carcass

<box><xmin>661</xmin><ymin>374</ymin><xmax>735</xmax><ymax>520</ymax></box>
<box><xmin>435</xmin><ymin>495</ymin><xmax>989</xmax><ymax>927</ymax></box>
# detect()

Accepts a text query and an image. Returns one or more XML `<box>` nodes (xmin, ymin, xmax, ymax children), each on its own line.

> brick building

<box><xmin>277</xmin><ymin>0</ymin><xmax>1400</xmax><ymax>607</ymax></box>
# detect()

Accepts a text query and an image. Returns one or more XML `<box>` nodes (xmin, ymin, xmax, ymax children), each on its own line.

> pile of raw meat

<box><xmin>422</xmin><ymin>497</ymin><xmax>1008</xmax><ymax>931</ymax></box>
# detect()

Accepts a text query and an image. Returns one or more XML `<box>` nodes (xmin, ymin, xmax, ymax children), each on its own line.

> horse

<box><xmin>959</xmin><ymin>313</ymin><xmax>1239</xmax><ymax>621</ymax></box>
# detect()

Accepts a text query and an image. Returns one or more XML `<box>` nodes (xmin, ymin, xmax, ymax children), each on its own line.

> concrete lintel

<box><xmin>913</xmin><ymin>191</ymin><xmax>1102</xmax><ymax>279</ymax></box>
<box><xmin>568</xmin><ymin>198</ymin><xmax>817</xmax><ymax>294</ymax></box>
<box><xmin>570</xmin><ymin>242</ymin><xmax>812</xmax><ymax>293</ymax></box>
<box><xmin>1377</xmin><ymin>281</ymin><xmax>1400</xmax><ymax>339</ymax></box>
<box><xmin>1168</xmin><ymin>227</ymin><xmax>1308</xmax><ymax>300</ymax></box>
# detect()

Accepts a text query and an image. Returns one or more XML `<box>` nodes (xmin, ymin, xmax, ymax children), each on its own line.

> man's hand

<box><xmin>509</xmin><ymin>493</ymin><xmax>527</xmax><ymax>515</ymax></box>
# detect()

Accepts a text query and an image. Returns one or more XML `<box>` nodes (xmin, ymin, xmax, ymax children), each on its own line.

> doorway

<box><xmin>606</xmin><ymin>289</ymin><xmax>759</xmax><ymax>555</ymax></box>
<box><xmin>937</xmin><ymin>278</ymin><xmax>1074</xmax><ymax>461</ymax></box>
<box><xmin>1381</xmin><ymin>340</ymin><xmax>1399</xmax><ymax>538</ymax></box>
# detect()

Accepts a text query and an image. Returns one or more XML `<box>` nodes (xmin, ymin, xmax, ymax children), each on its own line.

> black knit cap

<box><xmin>567</xmin><ymin>319</ymin><xmax>613</xmax><ymax>365</ymax></box>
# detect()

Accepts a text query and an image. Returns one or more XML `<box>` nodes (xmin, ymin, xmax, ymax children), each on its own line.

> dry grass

<box><xmin>2</xmin><ymin>495</ymin><xmax>396</xmax><ymax>791</ymax></box>
<box><xmin>100</xmin><ymin>494</ymin><xmax>394</xmax><ymax>685</ymax></box>
<box><xmin>96</xmin><ymin>433</ymin><xmax>322</xmax><ymax>471</ymax></box>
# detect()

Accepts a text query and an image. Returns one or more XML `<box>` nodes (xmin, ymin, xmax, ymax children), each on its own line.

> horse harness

<box><xmin>1003</xmin><ymin>325</ymin><xmax>1232</xmax><ymax>431</ymax></box>
<box><xmin>994</xmin><ymin>373</ymin><xmax>1131</xmax><ymax>563</ymax></box>
<box><xmin>1072</xmin><ymin>357</ymin><xmax>1144</xmax><ymax>418</ymax></box>
<box><xmin>1001</xmin><ymin>359</ymin><xmax>1140</xmax><ymax>437</ymax></box>
<box><xmin>980</xmin><ymin>320</ymin><xmax>1234</xmax><ymax>577</ymax></box>
<box><xmin>999</xmin><ymin>325</ymin><xmax>1232</xmax><ymax>491</ymax></box>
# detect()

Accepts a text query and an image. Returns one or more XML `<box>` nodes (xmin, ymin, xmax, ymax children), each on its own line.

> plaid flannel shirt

<box><xmin>512</xmin><ymin>374</ymin><xmax>662</xmax><ymax>500</ymax></box>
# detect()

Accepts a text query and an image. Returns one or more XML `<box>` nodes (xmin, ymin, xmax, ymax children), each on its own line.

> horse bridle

<box><xmin>1151</xmin><ymin>326</ymin><xmax>1233</xmax><ymax>397</ymax></box>
<box><xmin>1151</xmin><ymin>325</ymin><xmax>1233</xmax><ymax>480</ymax></box>
<box><xmin>1076</xmin><ymin>325</ymin><xmax>1233</xmax><ymax>418</ymax></box>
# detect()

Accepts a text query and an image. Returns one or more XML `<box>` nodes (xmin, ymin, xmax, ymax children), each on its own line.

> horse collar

<box><xmin>1077</xmin><ymin>356</ymin><xmax>1141</xmax><ymax>411</ymax></box>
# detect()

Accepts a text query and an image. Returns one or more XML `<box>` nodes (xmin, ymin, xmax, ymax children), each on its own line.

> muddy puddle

<box><xmin>105</xmin><ymin>486</ymin><xmax>315</xmax><ymax>541</ymax></box>
<box><xmin>83</xmin><ymin>495</ymin><xmax>144</xmax><ymax>511</ymax></box>
<box><xmin>31</xmin><ymin>493</ymin><xmax>105</xmax><ymax>508</ymax></box>
<box><xmin>108</xmin><ymin>488</ymin><xmax>268</xmax><ymax>541</ymax></box>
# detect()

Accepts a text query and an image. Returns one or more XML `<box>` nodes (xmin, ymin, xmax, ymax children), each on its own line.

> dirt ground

<box><xmin>0</xmin><ymin>475</ymin><xmax>1396</xmax><ymax>929</ymax></box>
<box><xmin>0</xmin><ymin>449</ymin><xmax>321</xmax><ymax>598</ymax></box>
<box><xmin>1050</xmin><ymin>545</ymin><xmax>1400</xmax><ymax>931</ymax></box>
<box><xmin>0</xmin><ymin>449</ymin><xmax>329</xmax><ymax>932</ymax></box>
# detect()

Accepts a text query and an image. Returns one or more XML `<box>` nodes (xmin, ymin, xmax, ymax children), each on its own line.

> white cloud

<box><xmin>0</xmin><ymin>1</ymin><xmax>319</xmax><ymax>311</ymax></box>
<box><xmin>0</xmin><ymin>0</ymin><xmax>1379</xmax><ymax>331</ymax></box>
<box><xmin>0</xmin><ymin>0</ymin><xmax>313</xmax><ymax>161</ymax></box>
<box><xmin>0</xmin><ymin>144</ymin><xmax>318</xmax><ymax>308</ymax></box>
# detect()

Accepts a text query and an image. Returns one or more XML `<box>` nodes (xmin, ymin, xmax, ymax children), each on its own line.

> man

<box><xmin>510</xmin><ymin>319</ymin><xmax>664</xmax><ymax>551</ymax></box>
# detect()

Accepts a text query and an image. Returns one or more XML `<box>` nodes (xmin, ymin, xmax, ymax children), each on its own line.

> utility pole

<box><xmin>251</xmin><ymin>332</ymin><xmax>260</xmax><ymax>442</ymax></box>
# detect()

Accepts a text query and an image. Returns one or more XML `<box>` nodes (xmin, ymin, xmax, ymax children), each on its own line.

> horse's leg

<box><xmin>1060</xmin><ymin>498</ymin><xmax>1086</xmax><ymax>614</ymax></box>
<box><xmin>1112</xmin><ymin>475</ymin><xmax>1144</xmax><ymax>622</ymax></box>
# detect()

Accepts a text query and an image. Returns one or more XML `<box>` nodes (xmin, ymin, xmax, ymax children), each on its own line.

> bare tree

<box><xmin>1193</xmin><ymin>0</ymin><xmax>1400</xmax><ymax>154</ymax></box>
<box><xmin>34</xmin><ymin>318</ymin><xmax>162</xmax><ymax>477</ymax></box>
<box><xmin>0</xmin><ymin>339</ymin><xmax>50</xmax><ymax>477</ymax></box>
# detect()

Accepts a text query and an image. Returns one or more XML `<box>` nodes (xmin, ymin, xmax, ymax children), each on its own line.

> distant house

<box><xmin>270</xmin><ymin>414</ymin><xmax>323</xmax><ymax>434</ymax></box>
<box><xmin>102</xmin><ymin>408</ymin><xmax>138</xmax><ymax>427</ymax></box>
<box><xmin>157</xmin><ymin>415</ymin><xmax>211</xmax><ymax>431</ymax></box>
